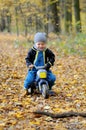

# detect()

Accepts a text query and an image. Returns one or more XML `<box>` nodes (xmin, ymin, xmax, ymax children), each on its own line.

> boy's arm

<box><xmin>25</xmin><ymin>49</ymin><xmax>34</xmax><ymax>67</ymax></box>
<box><xmin>45</xmin><ymin>49</ymin><xmax>55</xmax><ymax>70</ymax></box>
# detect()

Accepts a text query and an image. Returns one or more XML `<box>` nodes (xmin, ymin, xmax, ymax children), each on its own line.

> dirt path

<box><xmin>0</xmin><ymin>34</ymin><xmax>86</xmax><ymax>130</ymax></box>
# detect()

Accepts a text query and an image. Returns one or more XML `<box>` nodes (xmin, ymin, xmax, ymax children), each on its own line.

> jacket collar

<box><xmin>32</xmin><ymin>46</ymin><xmax>47</xmax><ymax>52</ymax></box>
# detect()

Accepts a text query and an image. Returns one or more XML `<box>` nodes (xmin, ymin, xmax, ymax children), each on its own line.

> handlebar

<box><xmin>34</xmin><ymin>65</ymin><xmax>45</xmax><ymax>69</ymax></box>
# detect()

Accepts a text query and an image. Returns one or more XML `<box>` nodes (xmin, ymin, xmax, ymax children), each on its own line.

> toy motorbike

<box><xmin>28</xmin><ymin>65</ymin><xmax>49</xmax><ymax>98</ymax></box>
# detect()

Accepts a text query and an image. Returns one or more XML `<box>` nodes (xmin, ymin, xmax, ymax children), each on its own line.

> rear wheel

<box><xmin>42</xmin><ymin>84</ymin><xmax>49</xmax><ymax>99</ymax></box>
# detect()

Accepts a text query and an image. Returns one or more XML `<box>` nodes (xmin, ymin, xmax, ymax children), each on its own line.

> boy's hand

<box><xmin>45</xmin><ymin>62</ymin><xmax>51</xmax><ymax>70</ymax></box>
<box><xmin>28</xmin><ymin>64</ymin><xmax>34</xmax><ymax>69</ymax></box>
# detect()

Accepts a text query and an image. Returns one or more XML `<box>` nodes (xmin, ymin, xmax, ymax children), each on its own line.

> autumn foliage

<box><xmin>0</xmin><ymin>33</ymin><xmax>86</xmax><ymax>130</ymax></box>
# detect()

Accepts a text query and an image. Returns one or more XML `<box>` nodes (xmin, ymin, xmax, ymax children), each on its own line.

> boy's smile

<box><xmin>35</xmin><ymin>42</ymin><xmax>46</xmax><ymax>51</ymax></box>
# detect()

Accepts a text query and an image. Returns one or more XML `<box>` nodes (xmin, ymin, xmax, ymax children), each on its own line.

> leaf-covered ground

<box><xmin>0</xmin><ymin>34</ymin><xmax>86</xmax><ymax>130</ymax></box>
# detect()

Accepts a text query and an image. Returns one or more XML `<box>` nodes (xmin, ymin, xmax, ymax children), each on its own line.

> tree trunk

<box><xmin>73</xmin><ymin>0</ymin><xmax>82</xmax><ymax>32</ymax></box>
<box><xmin>41</xmin><ymin>0</ymin><xmax>48</xmax><ymax>34</ymax></box>
<box><xmin>64</xmin><ymin>0</ymin><xmax>72</xmax><ymax>33</ymax></box>
<box><xmin>35</xmin><ymin>16</ymin><xmax>42</xmax><ymax>32</ymax></box>
<box><xmin>15</xmin><ymin>0</ymin><xmax>19</xmax><ymax>36</ymax></box>
<box><xmin>6</xmin><ymin>10</ymin><xmax>11</xmax><ymax>33</ymax></box>
<box><xmin>7</xmin><ymin>15</ymin><xmax>11</xmax><ymax>33</ymax></box>
<box><xmin>41</xmin><ymin>0</ymin><xmax>60</xmax><ymax>34</ymax></box>
<box><xmin>50</xmin><ymin>0</ymin><xmax>60</xmax><ymax>33</ymax></box>
<box><xmin>0</xmin><ymin>10</ymin><xmax>6</xmax><ymax>31</ymax></box>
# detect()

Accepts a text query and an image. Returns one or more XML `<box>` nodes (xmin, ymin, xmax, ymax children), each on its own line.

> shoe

<box><xmin>49</xmin><ymin>90</ymin><xmax>55</xmax><ymax>96</ymax></box>
<box><xmin>28</xmin><ymin>88</ymin><xmax>31</xmax><ymax>93</ymax></box>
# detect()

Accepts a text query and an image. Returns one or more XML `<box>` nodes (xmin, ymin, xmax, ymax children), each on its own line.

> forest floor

<box><xmin>0</xmin><ymin>33</ymin><xmax>86</xmax><ymax>130</ymax></box>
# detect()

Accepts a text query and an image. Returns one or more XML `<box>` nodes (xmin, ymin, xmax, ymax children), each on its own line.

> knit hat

<box><xmin>34</xmin><ymin>32</ymin><xmax>47</xmax><ymax>43</ymax></box>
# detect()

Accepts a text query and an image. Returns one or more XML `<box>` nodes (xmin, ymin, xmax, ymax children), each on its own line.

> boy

<box><xmin>24</xmin><ymin>32</ymin><xmax>56</xmax><ymax>95</ymax></box>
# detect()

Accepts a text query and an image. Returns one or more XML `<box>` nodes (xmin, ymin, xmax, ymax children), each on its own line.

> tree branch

<box><xmin>33</xmin><ymin>111</ymin><xmax>86</xmax><ymax>118</ymax></box>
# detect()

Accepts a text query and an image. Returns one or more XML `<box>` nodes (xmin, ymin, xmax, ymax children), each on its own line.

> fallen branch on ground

<box><xmin>33</xmin><ymin>111</ymin><xmax>86</xmax><ymax>118</ymax></box>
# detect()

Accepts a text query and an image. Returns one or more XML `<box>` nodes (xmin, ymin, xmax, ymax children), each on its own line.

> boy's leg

<box><xmin>47</xmin><ymin>70</ymin><xmax>56</xmax><ymax>90</ymax></box>
<box><xmin>24</xmin><ymin>71</ymin><xmax>36</xmax><ymax>95</ymax></box>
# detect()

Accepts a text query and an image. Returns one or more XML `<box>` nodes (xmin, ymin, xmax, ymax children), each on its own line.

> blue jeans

<box><xmin>24</xmin><ymin>70</ymin><xmax>56</xmax><ymax>89</ymax></box>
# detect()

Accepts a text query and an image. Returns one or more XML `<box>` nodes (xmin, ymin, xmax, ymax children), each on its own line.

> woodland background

<box><xmin>0</xmin><ymin>0</ymin><xmax>86</xmax><ymax>130</ymax></box>
<box><xmin>0</xmin><ymin>0</ymin><xmax>86</xmax><ymax>35</ymax></box>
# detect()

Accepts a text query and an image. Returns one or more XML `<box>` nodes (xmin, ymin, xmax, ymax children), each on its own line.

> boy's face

<box><xmin>35</xmin><ymin>42</ymin><xmax>46</xmax><ymax>50</ymax></box>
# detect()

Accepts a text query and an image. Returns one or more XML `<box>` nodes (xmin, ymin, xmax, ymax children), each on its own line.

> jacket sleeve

<box><xmin>45</xmin><ymin>49</ymin><xmax>55</xmax><ymax>70</ymax></box>
<box><xmin>25</xmin><ymin>49</ymin><xmax>35</xmax><ymax>67</ymax></box>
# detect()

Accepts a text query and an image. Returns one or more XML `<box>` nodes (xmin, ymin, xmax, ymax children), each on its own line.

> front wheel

<box><xmin>42</xmin><ymin>84</ymin><xmax>49</xmax><ymax>99</ymax></box>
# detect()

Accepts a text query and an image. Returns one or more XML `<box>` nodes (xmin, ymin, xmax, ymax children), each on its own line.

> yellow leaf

<box><xmin>53</xmin><ymin>108</ymin><xmax>63</xmax><ymax>112</ymax></box>
<box><xmin>74</xmin><ymin>74</ymin><xmax>79</xmax><ymax>79</ymax></box>
<box><xmin>55</xmin><ymin>123</ymin><xmax>67</xmax><ymax>130</ymax></box>
<box><xmin>15</xmin><ymin>112</ymin><xmax>24</xmax><ymax>118</ymax></box>
<box><xmin>74</xmin><ymin>100</ymin><xmax>79</xmax><ymax>103</ymax></box>
<box><xmin>11</xmin><ymin>120</ymin><xmax>17</xmax><ymax>125</ymax></box>
<box><xmin>30</xmin><ymin>121</ymin><xmax>40</xmax><ymax>125</ymax></box>
<box><xmin>66</xmin><ymin>93</ymin><xmax>72</xmax><ymax>97</ymax></box>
